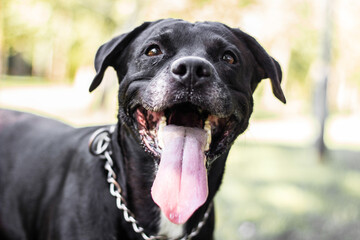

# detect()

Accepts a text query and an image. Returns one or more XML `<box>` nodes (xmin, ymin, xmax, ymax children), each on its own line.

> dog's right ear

<box><xmin>89</xmin><ymin>22</ymin><xmax>152</xmax><ymax>92</ymax></box>
<box><xmin>228</xmin><ymin>27</ymin><xmax>286</xmax><ymax>104</ymax></box>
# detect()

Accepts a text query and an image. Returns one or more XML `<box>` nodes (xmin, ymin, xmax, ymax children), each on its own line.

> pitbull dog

<box><xmin>0</xmin><ymin>19</ymin><xmax>285</xmax><ymax>240</ymax></box>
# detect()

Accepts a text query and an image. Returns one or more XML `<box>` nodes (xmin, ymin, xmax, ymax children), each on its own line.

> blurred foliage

<box><xmin>286</xmin><ymin>27</ymin><xmax>319</xmax><ymax>101</ymax></box>
<box><xmin>1</xmin><ymin>0</ymin><xmax>139</xmax><ymax>80</ymax></box>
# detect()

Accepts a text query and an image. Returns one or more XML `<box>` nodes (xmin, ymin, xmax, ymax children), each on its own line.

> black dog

<box><xmin>0</xmin><ymin>19</ymin><xmax>285</xmax><ymax>240</ymax></box>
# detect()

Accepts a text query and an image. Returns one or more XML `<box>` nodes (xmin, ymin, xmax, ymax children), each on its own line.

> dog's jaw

<box><xmin>129</xmin><ymin>101</ymin><xmax>243</xmax><ymax>225</ymax></box>
<box><xmin>132</xmin><ymin>103</ymin><xmax>243</xmax><ymax>161</ymax></box>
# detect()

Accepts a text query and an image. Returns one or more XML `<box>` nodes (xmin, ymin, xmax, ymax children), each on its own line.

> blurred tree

<box><xmin>1</xmin><ymin>0</ymin><xmax>143</xmax><ymax>81</ymax></box>
<box><xmin>314</xmin><ymin>0</ymin><xmax>334</xmax><ymax>158</ymax></box>
<box><xmin>0</xmin><ymin>0</ymin><xmax>3</xmax><ymax>74</ymax></box>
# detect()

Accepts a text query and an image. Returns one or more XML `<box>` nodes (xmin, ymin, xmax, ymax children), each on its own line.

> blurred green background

<box><xmin>1</xmin><ymin>0</ymin><xmax>360</xmax><ymax>239</ymax></box>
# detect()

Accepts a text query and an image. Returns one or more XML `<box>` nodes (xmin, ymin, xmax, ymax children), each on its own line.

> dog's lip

<box><xmin>131</xmin><ymin>102</ymin><xmax>241</xmax><ymax>160</ymax></box>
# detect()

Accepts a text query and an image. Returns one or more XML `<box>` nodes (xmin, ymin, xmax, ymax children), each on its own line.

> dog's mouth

<box><xmin>134</xmin><ymin>103</ymin><xmax>238</xmax><ymax>159</ymax></box>
<box><xmin>132</xmin><ymin>102</ymin><xmax>239</xmax><ymax>224</ymax></box>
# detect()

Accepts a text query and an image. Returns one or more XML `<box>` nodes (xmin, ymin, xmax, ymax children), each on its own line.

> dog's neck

<box><xmin>116</xmin><ymin>124</ymin><xmax>160</xmax><ymax>234</ymax></box>
<box><xmin>114</xmin><ymin>123</ymin><xmax>228</xmax><ymax>238</ymax></box>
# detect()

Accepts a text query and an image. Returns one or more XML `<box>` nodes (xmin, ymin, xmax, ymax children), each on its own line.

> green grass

<box><xmin>215</xmin><ymin>142</ymin><xmax>360</xmax><ymax>240</ymax></box>
<box><xmin>0</xmin><ymin>75</ymin><xmax>50</xmax><ymax>87</ymax></box>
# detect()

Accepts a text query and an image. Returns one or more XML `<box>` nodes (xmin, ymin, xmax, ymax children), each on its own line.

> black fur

<box><xmin>0</xmin><ymin>19</ymin><xmax>285</xmax><ymax>240</ymax></box>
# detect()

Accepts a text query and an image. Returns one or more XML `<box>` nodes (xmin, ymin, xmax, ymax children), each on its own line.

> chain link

<box><xmin>89</xmin><ymin>126</ymin><xmax>213</xmax><ymax>240</ymax></box>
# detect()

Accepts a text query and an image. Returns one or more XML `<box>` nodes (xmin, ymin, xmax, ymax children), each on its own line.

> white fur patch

<box><xmin>158</xmin><ymin>211</ymin><xmax>184</xmax><ymax>238</ymax></box>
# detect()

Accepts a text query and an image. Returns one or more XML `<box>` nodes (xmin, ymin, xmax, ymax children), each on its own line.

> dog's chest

<box><xmin>158</xmin><ymin>211</ymin><xmax>184</xmax><ymax>238</ymax></box>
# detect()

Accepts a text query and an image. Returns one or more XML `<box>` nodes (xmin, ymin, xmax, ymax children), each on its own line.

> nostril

<box><xmin>172</xmin><ymin>63</ymin><xmax>187</xmax><ymax>77</ymax></box>
<box><xmin>196</xmin><ymin>65</ymin><xmax>211</xmax><ymax>78</ymax></box>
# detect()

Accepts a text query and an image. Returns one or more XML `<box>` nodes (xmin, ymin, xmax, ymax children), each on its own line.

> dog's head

<box><xmin>90</xmin><ymin>19</ymin><xmax>285</xmax><ymax>225</ymax></box>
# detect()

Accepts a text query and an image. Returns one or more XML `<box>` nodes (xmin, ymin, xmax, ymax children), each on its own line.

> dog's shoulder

<box><xmin>0</xmin><ymin>109</ymin><xmax>108</xmax><ymax>160</ymax></box>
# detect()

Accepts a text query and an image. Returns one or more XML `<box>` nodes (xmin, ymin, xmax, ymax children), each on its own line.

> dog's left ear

<box><xmin>89</xmin><ymin>21</ymin><xmax>153</xmax><ymax>92</ymax></box>
<box><xmin>231</xmin><ymin>28</ymin><xmax>286</xmax><ymax>104</ymax></box>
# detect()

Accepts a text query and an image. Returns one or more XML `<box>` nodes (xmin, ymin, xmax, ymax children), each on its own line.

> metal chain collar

<box><xmin>89</xmin><ymin>126</ymin><xmax>213</xmax><ymax>240</ymax></box>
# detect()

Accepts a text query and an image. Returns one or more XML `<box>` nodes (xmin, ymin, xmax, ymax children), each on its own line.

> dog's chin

<box><xmin>130</xmin><ymin>101</ymin><xmax>241</xmax><ymax>224</ymax></box>
<box><xmin>132</xmin><ymin>102</ymin><xmax>240</xmax><ymax>161</ymax></box>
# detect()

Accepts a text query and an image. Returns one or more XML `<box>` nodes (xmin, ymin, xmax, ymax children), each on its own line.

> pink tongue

<box><xmin>151</xmin><ymin>125</ymin><xmax>208</xmax><ymax>225</ymax></box>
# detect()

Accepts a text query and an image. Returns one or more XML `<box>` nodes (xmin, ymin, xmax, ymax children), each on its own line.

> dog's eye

<box><xmin>145</xmin><ymin>45</ymin><xmax>163</xmax><ymax>56</ymax></box>
<box><xmin>221</xmin><ymin>52</ymin><xmax>236</xmax><ymax>64</ymax></box>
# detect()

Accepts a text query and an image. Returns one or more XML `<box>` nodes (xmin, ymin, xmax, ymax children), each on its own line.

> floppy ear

<box><xmin>232</xmin><ymin>29</ymin><xmax>286</xmax><ymax>103</ymax></box>
<box><xmin>89</xmin><ymin>21</ymin><xmax>153</xmax><ymax>92</ymax></box>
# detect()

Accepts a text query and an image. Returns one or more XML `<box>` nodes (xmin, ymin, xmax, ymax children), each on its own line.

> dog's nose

<box><xmin>171</xmin><ymin>57</ymin><xmax>213</xmax><ymax>86</ymax></box>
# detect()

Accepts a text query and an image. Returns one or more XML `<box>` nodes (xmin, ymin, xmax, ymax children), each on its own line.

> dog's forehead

<box><xmin>139</xmin><ymin>20</ymin><xmax>237</xmax><ymax>45</ymax></box>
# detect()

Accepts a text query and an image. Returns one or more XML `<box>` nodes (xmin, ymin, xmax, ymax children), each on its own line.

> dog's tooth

<box><xmin>204</xmin><ymin>120</ymin><xmax>211</xmax><ymax>151</ymax></box>
<box><xmin>204</xmin><ymin>120</ymin><xmax>210</xmax><ymax>131</ymax></box>
<box><xmin>162</xmin><ymin>116</ymin><xmax>167</xmax><ymax>123</ymax></box>
<box><xmin>158</xmin><ymin>116</ymin><xmax>167</xmax><ymax>149</ymax></box>
<box><xmin>205</xmin><ymin>132</ymin><xmax>211</xmax><ymax>151</ymax></box>
<box><xmin>159</xmin><ymin>116</ymin><xmax>167</xmax><ymax>128</ymax></box>
<box><xmin>158</xmin><ymin>137</ymin><xmax>164</xmax><ymax>149</ymax></box>
<box><xmin>160</xmin><ymin>116</ymin><xmax>167</xmax><ymax>131</ymax></box>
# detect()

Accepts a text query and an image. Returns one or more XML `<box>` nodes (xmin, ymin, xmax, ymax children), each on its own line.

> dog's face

<box><xmin>90</xmin><ymin>19</ymin><xmax>285</xmax><ymax>225</ymax></box>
